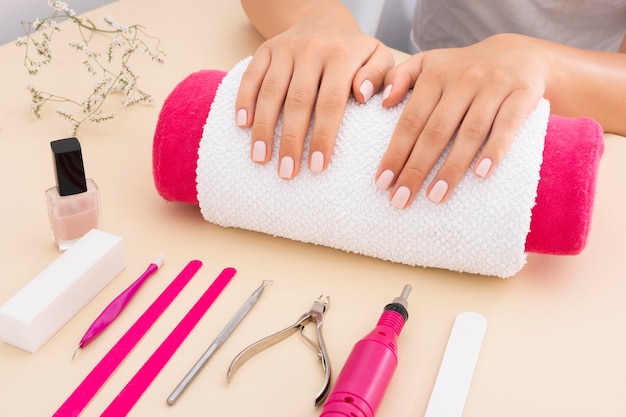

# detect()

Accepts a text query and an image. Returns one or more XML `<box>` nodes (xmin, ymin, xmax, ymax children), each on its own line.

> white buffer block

<box><xmin>0</xmin><ymin>229</ymin><xmax>125</xmax><ymax>353</ymax></box>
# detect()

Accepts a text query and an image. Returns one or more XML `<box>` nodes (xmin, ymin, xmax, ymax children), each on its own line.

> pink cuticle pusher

<box><xmin>72</xmin><ymin>254</ymin><xmax>165</xmax><ymax>359</ymax></box>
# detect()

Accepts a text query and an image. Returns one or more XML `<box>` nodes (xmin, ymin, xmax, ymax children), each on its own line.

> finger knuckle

<box><xmin>236</xmin><ymin>89</ymin><xmax>255</xmax><ymax>104</ymax></box>
<box><xmin>327</xmin><ymin>40</ymin><xmax>352</xmax><ymax>57</ymax></box>
<box><xmin>280</xmin><ymin>130</ymin><xmax>302</xmax><ymax>148</ymax></box>
<box><xmin>421</xmin><ymin>63</ymin><xmax>447</xmax><ymax>81</ymax></box>
<box><xmin>252</xmin><ymin>118</ymin><xmax>275</xmax><ymax>133</ymax></box>
<box><xmin>495</xmin><ymin>112</ymin><xmax>518</xmax><ymax>133</ymax></box>
<box><xmin>312</xmin><ymin>123</ymin><xmax>338</xmax><ymax>145</ymax></box>
<box><xmin>490</xmin><ymin>68</ymin><xmax>511</xmax><ymax>86</ymax></box>
<box><xmin>258</xmin><ymin>78</ymin><xmax>283</xmax><ymax>99</ymax></box>
<box><xmin>385</xmin><ymin>148</ymin><xmax>408</xmax><ymax>163</ymax></box>
<box><xmin>316</xmin><ymin>91</ymin><xmax>344</xmax><ymax>113</ymax></box>
<box><xmin>515</xmin><ymin>78</ymin><xmax>537</xmax><ymax>92</ymax></box>
<box><xmin>366</xmin><ymin>49</ymin><xmax>391</xmax><ymax>79</ymax></box>
<box><xmin>461</xmin><ymin>118</ymin><xmax>489</xmax><ymax>142</ymax></box>
<box><xmin>442</xmin><ymin>158</ymin><xmax>466</xmax><ymax>178</ymax></box>
<box><xmin>459</xmin><ymin>65</ymin><xmax>484</xmax><ymax>84</ymax></box>
<box><xmin>398</xmin><ymin>110</ymin><xmax>426</xmax><ymax>133</ymax></box>
<box><xmin>242</xmin><ymin>64</ymin><xmax>264</xmax><ymax>82</ymax></box>
<box><xmin>369</xmin><ymin>64</ymin><xmax>386</xmax><ymax>81</ymax></box>
<box><xmin>423</xmin><ymin>121</ymin><xmax>449</xmax><ymax>143</ymax></box>
<box><xmin>487</xmin><ymin>138</ymin><xmax>508</xmax><ymax>159</ymax></box>
<box><xmin>402</xmin><ymin>164</ymin><xmax>429</xmax><ymax>182</ymax></box>
<box><xmin>285</xmin><ymin>87</ymin><xmax>312</xmax><ymax>111</ymax></box>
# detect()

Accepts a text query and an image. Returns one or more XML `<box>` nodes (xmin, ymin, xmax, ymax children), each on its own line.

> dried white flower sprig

<box><xmin>16</xmin><ymin>1</ymin><xmax>165</xmax><ymax>134</ymax></box>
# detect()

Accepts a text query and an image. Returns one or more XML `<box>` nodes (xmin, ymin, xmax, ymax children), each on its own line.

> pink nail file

<box><xmin>100</xmin><ymin>266</ymin><xmax>237</xmax><ymax>416</ymax></box>
<box><xmin>52</xmin><ymin>259</ymin><xmax>203</xmax><ymax>417</ymax></box>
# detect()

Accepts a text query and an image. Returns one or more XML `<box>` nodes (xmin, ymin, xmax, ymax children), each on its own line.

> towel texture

<box><xmin>195</xmin><ymin>58</ymin><xmax>548</xmax><ymax>277</ymax></box>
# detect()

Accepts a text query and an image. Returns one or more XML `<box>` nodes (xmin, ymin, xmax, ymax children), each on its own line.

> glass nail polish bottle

<box><xmin>45</xmin><ymin>137</ymin><xmax>101</xmax><ymax>252</ymax></box>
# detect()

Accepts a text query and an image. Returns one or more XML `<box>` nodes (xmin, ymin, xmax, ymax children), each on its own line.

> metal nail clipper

<box><xmin>226</xmin><ymin>295</ymin><xmax>332</xmax><ymax>407</ymax></box>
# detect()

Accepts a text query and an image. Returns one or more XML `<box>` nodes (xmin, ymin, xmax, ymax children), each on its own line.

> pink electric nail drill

<box><xmin>320</xmin><ymin>285</ymin><xmax>411</xmax><ymax>417</ymax></box>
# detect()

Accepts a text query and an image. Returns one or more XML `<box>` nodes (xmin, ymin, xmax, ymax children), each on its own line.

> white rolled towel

<box><xmin>195</xmin><ymin>57</ymin><xmax>548</xmax><ymax>278</ymax></box>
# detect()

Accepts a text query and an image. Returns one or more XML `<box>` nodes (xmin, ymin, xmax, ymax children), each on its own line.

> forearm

<box><xmin>544</xmin><ymin>38</ymin><xmax>626</xmax><ymax>136</ymax></box>
<box><xmin>240</xmin><ymin>0</ymin><xmax>359</xmax><ymax>39</ymax></box>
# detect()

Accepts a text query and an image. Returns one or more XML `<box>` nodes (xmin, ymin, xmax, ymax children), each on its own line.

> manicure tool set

<box><xmin>2</xmin><ymin>249</ymin><xmax>486</xmax><ymax>417</ymax></box>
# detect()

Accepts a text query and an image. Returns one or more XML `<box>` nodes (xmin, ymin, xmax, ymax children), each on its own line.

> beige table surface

<box><xmin>1</xmin><ymin>1</ymin><xmax>625</xmax><ymax>416</ymax></box>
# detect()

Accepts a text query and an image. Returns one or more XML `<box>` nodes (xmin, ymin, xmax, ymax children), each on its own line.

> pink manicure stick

<box><xmin>320</xmin><ymin>285</ymin><xmax>411</xmax><ymax>417</ymax></box>
<box><xmin>75</xmin><ymin>254</ymin><xmax>165</xmax><ymax>352</ymax></box>
<box><xmin>54</xmin><ymin>259</ymin><xmax>202</xmax><ymax>417</ymax></box>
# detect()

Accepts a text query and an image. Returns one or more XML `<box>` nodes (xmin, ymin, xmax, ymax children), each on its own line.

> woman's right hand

<box><xmin>236</xmin><ymin>3</ymin><xmax>394</xmax><ymax>180</ymax></box>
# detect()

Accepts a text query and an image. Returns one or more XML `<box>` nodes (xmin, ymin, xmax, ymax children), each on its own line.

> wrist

<box><xmin>297</xmin><ymin>0</ymin><xmax>361</xmax><ymax>31</ymax></box>
<box><xmin>242</xmin><ymin>0</ymin><xmax>359</xmax><ymax>38</ymax></box>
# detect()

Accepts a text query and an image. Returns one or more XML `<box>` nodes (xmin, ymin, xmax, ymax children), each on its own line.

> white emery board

<box><xmin>424</xmin><ymin>312</ymin><xmax>487</xmax><ymax>417</ymax></box>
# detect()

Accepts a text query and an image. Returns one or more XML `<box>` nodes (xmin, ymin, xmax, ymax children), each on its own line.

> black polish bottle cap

<box><xmin>51</xmin><ymin>137</ymin><xmax>88</xmax><ymax>196</ymax></box>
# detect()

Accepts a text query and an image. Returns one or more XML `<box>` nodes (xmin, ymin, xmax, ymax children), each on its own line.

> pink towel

<box><xmin>527</xmin><ymin>115</ymin><xmax>604</xmax><ymax>254</ymax></box>
<box><xmin>153</xmin><ymin>69</ymin><xmax>226</xmax><ymax>203</ymax></box>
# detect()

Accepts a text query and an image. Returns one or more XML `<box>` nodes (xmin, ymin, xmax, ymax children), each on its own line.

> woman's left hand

<box><xmin>375</xmin><ymin>33</ymin><xmax>551</xmax><ymax>208</ymax></box>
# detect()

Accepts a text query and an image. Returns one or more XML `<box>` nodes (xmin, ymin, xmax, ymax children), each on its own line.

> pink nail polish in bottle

<box><xmin>45</xmin><ymin>137</ymin><xmax>100</xmax><ymax>252</ymax></box>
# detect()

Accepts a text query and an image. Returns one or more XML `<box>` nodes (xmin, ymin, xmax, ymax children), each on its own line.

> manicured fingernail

<box><xmin>382</xmin><ymin>84</ymin><xmax>392</xmax><ymax>101</ymax></box>
<box><xmin>279</xmin><ymin>156</ymin><xmax>295</xmax><ymax>179</ymax></box>
<box><xmin>376</xmin><ymin>169</ymin><xmax>394</xmax><ymax>190</ymax></box>
<box><xmin>252</xmin><ymin>140</ymin><xmax>266</xmax><ymax>162</ymax></box>
<box><xmin>359</xmin><ymin>79</ymin><xmax>374</xmax><ymax>102</ymax></box>
<box><xmin>428</xmin><ymin>180</ymin><xmax>448</xmax><ymax>204</ymax></box>
<box><xmin>475</xmin><ymin>158</ymin><xmax>492</xmax><ymax>178</ymax></box>
<box><xmin>236</xmin><ymin>108</ymin><xmax>247</xmax><ymax>127</ymax></box>
<box><xmin>310</xmin><ymin>151</ymin><xmax>324</xmax><ymax>173</ymax></box>
<box><xmin>391</xmin><ymin>186</ymin><xmax>411</xmax><ymax>209</ymax></box>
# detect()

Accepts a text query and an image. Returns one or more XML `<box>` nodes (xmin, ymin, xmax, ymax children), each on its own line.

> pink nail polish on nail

<box><xmin>252</xmin><ymin>141</ymin><xmax>266</xmax><ymax>162</ymax></box>
<box><xmin>236</xmin><ymin>109</ymin><xmax>247</xmax><ymax>127</ymax></box>
<box><xmin>279</xmin><ymin>156</ymin><xmax>295</xmax><ymax>179</ymax></box>
<box><xmin>360</xmin><ymin>79</ymin><xmax>374</xmax><ymax>102</ymax></box>
<box><xmin>391</xmin><ymin>186</ymin><xmax>411</xmax><ymax>209</ymax></box>
<box><xmin>475</xmin><ymin>158</ymin><xmax>492</xmax><ymax>178</ymax></box>
<box><xmin>382</xmin><ymin>84</ymin><xmax>392</xmax><ymax>101</ymax></box>
<box><xmin>428</xmin><ymin>180</ymin><xmax>448</xmax><ymax>204</ymax></box>
<box><xmin>376</xmin><ymin>169</ymin><xmax>394</xmax><ymax>190</ymax></box>
<box><xmin>310</xmin><ymin>151</ymin><xmax>324</xmax><ymax>173</ymax></box>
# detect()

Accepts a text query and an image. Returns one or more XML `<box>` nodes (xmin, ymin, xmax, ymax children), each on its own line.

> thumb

<box><xmin>352</xmin><ymin>43</ymin><xmax>395</xmax><ymax>103</ymax></box>
<box><xmin>381</xmin><ymin>52</ymin><xmax>425</xmax><ymax>107</ymax></box>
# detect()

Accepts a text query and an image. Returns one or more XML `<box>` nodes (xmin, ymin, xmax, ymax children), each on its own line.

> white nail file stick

<box><xmin>423</xmin><ymin>312</ymin><xmax>487</xmax><ymax>417</ymax></box>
